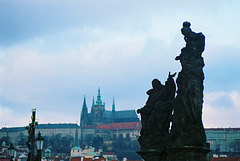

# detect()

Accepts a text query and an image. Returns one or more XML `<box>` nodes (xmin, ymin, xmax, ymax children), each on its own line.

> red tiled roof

<box><xmin>210</xmin><ymin>157</ymin><xmax>240</xmax><ymax>161</ymax></box>
<box><xmin>97</xmin><ymin>124</ymin><xmax>111</xmax><ymax>129</ymax></box>
<box><xmin>83</xmin><ymin>159</ymin><xmax>92</xmax><ymax>161</ymax></box>
<box><xmin>96</xmin><ymin>122</ymin><xmax>141</xmax><ymax>130</ymax></box>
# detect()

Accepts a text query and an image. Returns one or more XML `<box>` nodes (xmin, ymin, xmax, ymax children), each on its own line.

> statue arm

<box><xmin>166</xmin><ymin>72</ymin><xmax>177</xmax><ymax>84</ymax></box>
<box><xmin>165</xmin><ymin>72</ymin><xmax>177</xmax><ymax>99</ymax></box>
<box><xmin>137</xmin><ymin>105</ymin><xmax>152</xmax><ymax>114</ymax></box>
<box><xmin>168</xmin><ymin>72</ymin><xmax>176</xmax><ymax>78</ymax></box>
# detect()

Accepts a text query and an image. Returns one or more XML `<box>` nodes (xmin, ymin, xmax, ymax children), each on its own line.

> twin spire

<box><xmin>96</xmin><ymin>88</ymin><xmax>103</xmax><ymax>106</ymax></box>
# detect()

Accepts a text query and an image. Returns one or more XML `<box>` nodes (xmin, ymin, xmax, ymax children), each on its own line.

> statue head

<box><xmin>181</xmin><ymin>21</ymin><xmax>192</xmax><ymax>36</ymax></box>
<box><xmin>183</xmin><ymin>21</ymin><xmax>191</xmax><ymax>28</ymax></box>
<box><xmin>152</xmin><ymin>79</ymin><xmax>162</xmax><ymax>88</ymax></box>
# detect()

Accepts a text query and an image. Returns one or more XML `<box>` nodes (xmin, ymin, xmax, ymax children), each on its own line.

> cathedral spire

<box><xmin>80</xmin><ymin>96</ymin><xmax>89</xmax><ymax>126</ymax></box>
<box><xmin>83</xmin><ymin>95</ymin><xmax>87</xmax><ymax>109</ymax></box>
<box><xmin>96</xmin><ymin>87</ymin><xmax>103</xmax><ymax>106</ymax></box>
<box><xmin>112</xmin><ymin>97</ymin><xmax>115</xmax><ymax>112</ymax></box>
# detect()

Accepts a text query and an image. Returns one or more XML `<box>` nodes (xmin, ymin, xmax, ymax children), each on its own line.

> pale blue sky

<box><xmin>0</xmin><ymin>0</ymin><xmax>240</xmax><ymax>128</ymax></box>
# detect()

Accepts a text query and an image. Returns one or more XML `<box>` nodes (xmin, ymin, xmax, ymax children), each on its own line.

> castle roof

<box><xmin>102</xmin><ymin>110</ymin><xmax>138</xmax><ymax>119</ymax></box>
<box><xmin>0</xmin><ymin>127</ymin><xmax>25</xmax><ymax>132</ymax></box>
<box><xmin>0</xmin><ymin>123</ymin><xmax>79</xmax><ymax>132</ymax></box>
<box><xmin>37</xmin><ymin>123</ymin><xmax>79</xmax><ymax>129</ymax></box>
<box><xmin>96</xmin><ymin>124</ymin><xmax>111</xmax><ymax>129</ymax></box>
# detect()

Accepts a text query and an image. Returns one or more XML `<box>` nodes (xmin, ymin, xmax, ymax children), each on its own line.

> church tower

<box><xmin>90</xmin><ymin>88</ymin><xmax>105</xmax><ymax>125</ymax></box>
<box><xmin>70</xmin><ymin>128</ymin><xmax>81</xmax><ymax>157</ymax></box>
<box><xmin>80</xmin><ymin>96</ymin><xmax>89</xmax><ymax>126</ymax></box>
<box><xmin>112</xmin><ymin>97</ymin><xmax>115</xmax><ymax>112</ymax></box>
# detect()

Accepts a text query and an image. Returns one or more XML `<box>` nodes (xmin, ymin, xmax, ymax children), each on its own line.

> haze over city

<box><xmin>0</xmin><ymin>0</ymin><xmax>239</xmax><ymax>128</ymax></box>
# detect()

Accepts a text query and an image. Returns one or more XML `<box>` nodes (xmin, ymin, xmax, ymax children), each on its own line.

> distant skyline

<box><xmin>0</xmin><ymin>1</ymin><xmax>240</xmax><ymax>128</ymax></box>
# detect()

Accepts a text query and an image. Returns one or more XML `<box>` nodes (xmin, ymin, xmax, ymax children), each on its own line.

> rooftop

<box><xmin>96</xmin><ymin>122</ymin><xmax>141</xmax><ymax>130</ymax></box>
<box><xmin>205</xmin><ymin>128</ymin><xmax>240</xmax><ymax>132</ymax></box>
<box><xmin>102</xmin><ymin>110</ymin><xmax>138</xmax><ymax>119</ymax></box>
<box><xmin>37</xmin><ymin>123</ymin><xmax>79</xmax><ymax>129</ymax></box>
<box><xmin>0</xmin><ymin>123</ymin><xmax>79</xmax><ymax>132</ymax></box>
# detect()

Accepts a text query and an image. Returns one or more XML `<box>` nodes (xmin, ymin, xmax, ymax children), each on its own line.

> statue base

<box><xmin>137</xmin><ymin>144</ymin><xmax>210</xmax><ymax>161</ymax></box>
<box><xmin>167</xmin><ymin>144</ymin><xmax>211</xmax><ymax>161</ymax></box>
<box><xmin>137</xmin><ymin>149</ymin><xmax>170</xmax><ymax>161</ymax></box>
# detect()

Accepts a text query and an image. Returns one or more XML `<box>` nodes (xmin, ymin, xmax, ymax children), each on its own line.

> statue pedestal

<box><xmin>167</xmin><ymin>144</ymin><xmax>211</xmax><ymax>161</ymax></box>
<box><xmin>137</xmin><ymin>144</ymin><xmax>210</xmax><ymax>161</ymax></box>
<box><xmin>137</xmin><ymin>149</ymin><xmax>170</xmax><ymax>161</ymax></box>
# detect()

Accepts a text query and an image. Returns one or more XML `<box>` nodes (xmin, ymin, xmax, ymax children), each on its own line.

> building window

<box><xmin>123</xmin><ymin>133</ymin><xmax>126</xmax><ymax>138</ymax></box>
<box><xmin>119</xmin><ymin>134</ymin><xmax>123</xmax><ymax>139</ymax></box>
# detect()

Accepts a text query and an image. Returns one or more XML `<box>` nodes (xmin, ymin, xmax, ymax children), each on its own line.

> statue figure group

<box><xmin>137</xmin><ymin>72</ymin><xmax>176</xmax><ymax>149</ymax></box>
<box><xmin>137</xmin><ymin>21</ymin><xmax>207</xmax><ymax>150</ymax></box>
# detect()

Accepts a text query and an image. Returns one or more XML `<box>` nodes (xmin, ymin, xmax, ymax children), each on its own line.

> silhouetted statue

<box><xmin>171</xmin><ymin>21</ymin><xmax>206</xmax><ymax>146</ymax></box>
<box><xmin>137</xmin><ymin>72</ymin><xmax>176</xmax><ymax>150</ymax></box>
<box><xmin>137</xmin><ymin>21</ymin><xmax>210</xmax><ymax>161</ymax></box>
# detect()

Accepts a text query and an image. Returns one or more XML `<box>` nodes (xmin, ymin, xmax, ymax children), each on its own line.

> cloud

<box><xmin>0</xmin><ymin>28</ymin><xmax>148</xmax><ymax>114</ymax></box>
<box><xmin>204</xmin><ymin>45</ymin><xmax>240</xmax><ymax>92</ymax></box>
<box><xmin>230</xmin><ymin>91</ymin><xmax>240</xmax><ymax>108</ymax></box>
<box><xmin>203</xmin><ymin>91</ymin><xmax>240</xmax><ymax>128</ymax></box>
<box><xmin>0</xmin><ymin>0</ymin><xmax>240</xmax><ymax>127</ymax></box>
<box><xmin>0</xmin><ymin>105</ymin><xmax>12</xmax><ymax>123</ymax></box>
<box><xmin>0</xmin><ymin>104</ymin><xmax>29</xmax><ymax>128</ymax></box>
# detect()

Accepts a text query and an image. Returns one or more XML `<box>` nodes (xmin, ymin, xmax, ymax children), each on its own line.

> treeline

<box><xmin>0</xmin><ymin>133</ymin><xmax>141</xmax><ymax>160</ymax></box>
<box><xmin>0</xmin><ymin>132</ymin><xmax>74</xmax><ymax>155</ymax></box>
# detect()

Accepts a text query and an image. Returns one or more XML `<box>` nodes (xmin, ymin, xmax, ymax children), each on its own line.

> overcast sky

<box><xmin>0</xmin><ymin>0</ymin><xmax>240</xmax><ymax>128</ymax></box>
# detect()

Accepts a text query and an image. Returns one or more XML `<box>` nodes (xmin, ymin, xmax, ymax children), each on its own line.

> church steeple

<box><xmin>96</xmin><ymin>88</ymin><xmax>103</xmax><ymax>106</ymax></box>
<box><xmin>90</xmin><ymin>88</ymin><xmax>105</xmax><ymax>126</ymax></box>
<box><xmin>112</xmin><ymin>97</ymin><xmax>115</xmax><ymax>112</ymax></box>
<box><xmin>83</xmin><ymin>96</ymin><xmax>87</xmax><ymax>108</ymax></box>
<box><xmin>80</xmin><ymin>96</ymin><xmax>89</xmax><ymax>126</ymax></box>
<box><xmin>91</xmin><ymin>97</ymin><xmax>95</xmax><ymax>113</ymax></box>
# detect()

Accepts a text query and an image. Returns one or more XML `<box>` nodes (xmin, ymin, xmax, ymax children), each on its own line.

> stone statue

<box><xmin>137</xmin><ymin>21</ymin><xmax>210</xmax><ymax>161</ymax></box>
<box><xmin>171</xmin><ymin>21</ymin><xmax>206</xmax><ymax>146</ymax></box>
<box><xmin>137</xmin><ymin>72</ymin><xmax>176</xmax><ymax>150</ymax></box>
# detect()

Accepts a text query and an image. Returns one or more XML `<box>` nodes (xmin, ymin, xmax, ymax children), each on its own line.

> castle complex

<box><xmin>80</xmin><ymin>88</ymin><xmax>139</xmax><ymax>126</ymax></box>
<box><xmin>1</xmin><ymin>89</ymin><xmax>240</xmax><ymax>156</ymax></box>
